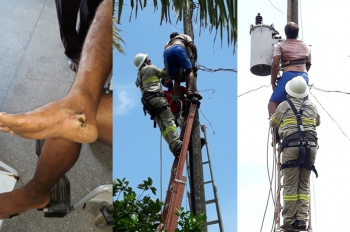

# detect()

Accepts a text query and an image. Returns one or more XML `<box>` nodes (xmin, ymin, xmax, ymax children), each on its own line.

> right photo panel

<box><xmin>238</xmin><ymin>1</ymin><xmax>350</xmax><ymax>231</ymax></box>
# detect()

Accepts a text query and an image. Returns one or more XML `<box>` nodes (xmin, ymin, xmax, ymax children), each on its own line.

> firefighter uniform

<box><xmin>270</xmin><ymin>95</ymin><xmax>320</xmax><ymax>227</ymax></box>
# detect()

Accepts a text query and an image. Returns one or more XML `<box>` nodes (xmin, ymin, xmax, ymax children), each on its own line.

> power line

<box><xmin>237</xmin><ymin>83</ymin><xmax>350</xmax><ymax>99</ymax></box>
<box><xmin>309</xmin><ymin>90</ymin><xmax>350</xmax><ymax>141</ymax></box>
<box><xmin>197</xmin><ymin>64</ymin><xmax>237</xmax><ymax>73</ymax></box>
<box><xmin>238</xmin><ymin>84</ymin><xmax>271</xmax><ymax>97</ymax></box>
<box><xmin>268</xmin><ymin>0</ymin><xmax>284</xmax><ymax>15</ymax></box>
<box><xmin>199</xmin><ymin>108</ymin><xmax>216</xmax><ymax>135</ymax></box>
<box><xmin>311</xmin><ymin>85</ymin><xmax>350</xmax><ymax>95</ymax></box>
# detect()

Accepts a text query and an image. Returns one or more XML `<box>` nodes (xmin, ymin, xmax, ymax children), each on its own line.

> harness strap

<box><xmin>282</xmin><ymin>98</ymin><xmax>319</xmax><ymax>177</ymax></box>
<box><xmin>281</xmin><ymin>159</ymin><xmax>318</xmax><ymax>178</ymax></box>
<box><xmin>141</xmin><ymin>92</ymin><xmax>168</xmax><ymax>126</ymax></box>
<box><xmin>281</xmin><ymin>58</ymin><xmax>306</xmax><ymax>68</ymax></box>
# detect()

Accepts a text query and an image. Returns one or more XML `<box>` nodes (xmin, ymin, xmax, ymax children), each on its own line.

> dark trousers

<box><xmin>55</xmin><ymin>0</ymin><xmax>102</xmax><ymax>59</ymax></box>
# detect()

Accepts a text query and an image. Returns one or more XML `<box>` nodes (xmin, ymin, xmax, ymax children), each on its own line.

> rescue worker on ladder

<box><xmin>270</xmin><ymin>76</ymin><xmax>320</xmax><ymax>232</ymax></box>
<box><xmin>134</xmin><ymin>53</ymin><xmax>182</xmax><ymax>156</ymax></box>
<box><xmin>268</xmin><ymin>22</ymin><xmax>311</xmax><ymax>117</ymax></box>
<box><xmin>163</xmin><ymin>32</ymin><xmax>202</xmax><ymax>101</ymax></box>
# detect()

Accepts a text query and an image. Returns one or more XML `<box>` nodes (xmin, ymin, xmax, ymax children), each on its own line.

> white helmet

<box><xmin>133</xmin><ymin>53</ymin><xmax>148</xmax><ymax>70</ymax></box>
<box><xmin>285</xmin><ymin>76</ymin><xmax>309</xmax><ymax>98</ymax></box>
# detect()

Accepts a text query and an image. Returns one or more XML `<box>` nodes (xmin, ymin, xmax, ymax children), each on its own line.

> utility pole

<box><xmin>183</xmin><ymin>0</ymin><xmax>207</xmax><ymax>231</ymax></box>
<box><xmin>287</xmin><ymin>0</ymin><xmax>298</xmax><ymax>23</ymax></box>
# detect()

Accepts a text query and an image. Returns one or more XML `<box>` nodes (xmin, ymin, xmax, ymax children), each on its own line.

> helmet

<box><xmin>133</xmin><ymin>53</ymin><xmax>148</xmax><ymax>70</ymax></box>
<box><xmin>285</xmin><ymin>76</ymin><xmax>309</xmax><ymax>98</ymax></box>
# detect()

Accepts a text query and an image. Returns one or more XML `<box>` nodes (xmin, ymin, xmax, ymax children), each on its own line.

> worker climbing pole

<box><xmin>159</xmin><ymin>0</ymin><xmax>207</xmax><ymax>231</ymax></box>
<box><xmin>250</xmin><ymin>2</ymin><xmax>319</xmax><ymax>230</ymax></box>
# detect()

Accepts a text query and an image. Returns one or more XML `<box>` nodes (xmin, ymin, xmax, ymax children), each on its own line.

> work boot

<box><xmin>281</xmin><ymin>224</ymin><xmax>295</xmax><ymax>232</ymax></box>
<box><xmin>173</xmin><ymin>142</ymin><xmax>183</xmax><ymax>157</ymax></box>
<box><xmin>295</xmin><ymin>220</ymin><xmax>307</xmax><ymax>230</ymax></box>
<box><xmin>186</xmin><ymin>75</ymin><xmax>202</xmax><ymax>100</ymax></box>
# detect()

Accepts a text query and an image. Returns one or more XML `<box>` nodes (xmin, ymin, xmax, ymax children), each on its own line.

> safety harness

<box><xmin>281</xmin><ymin>58</ymin><xmax>306</xmax><ymax>69</ymax></box>
<box><xmin>141</xmin><ymin>91</ymin><xmax>168</xmax><ymax>128</ymax></box>
<box><xmin>281</xmin><ymin>98</ymin><xmax>319</xmax><ymax>177</ymax></box>
<box><xmin>280</xmin><ymin>40</ymin><xmax>309</xmax><ymax>69</ymax></box>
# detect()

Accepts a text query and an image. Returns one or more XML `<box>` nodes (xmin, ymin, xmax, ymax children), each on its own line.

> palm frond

<box><xmin>116</xmin><ymin>0</ymin><xmax>237</xmax><ymax>53</ymax></box>
<box><xmin>113</xmin><ymin>17</ymin><xmax>126</xmax><ymax>55</ymax></box>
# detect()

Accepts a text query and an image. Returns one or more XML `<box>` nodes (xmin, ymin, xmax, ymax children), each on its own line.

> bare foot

<box><xmin>0</xmin><ymin>95</ymin><xmax>98</xmax><ymax>143</ymax></box>
<box><xmin>0</xmin><ymin>185</ymin><xmax>50</xmax><ymax>219</ymax></box>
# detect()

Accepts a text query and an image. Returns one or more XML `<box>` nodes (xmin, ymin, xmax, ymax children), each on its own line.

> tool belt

<box><xmin>281</xmin><ymin>58</ymin><xmax>306</xmax><ymax>68</ymax></box>
<box><xmin>280</xmin><ymin>98</ymin><xmax>319</xmax><ymax>178</ymax></box>
<box><xmin>141</xmin><ymin>92</ymin><xmax>168</xmax><ymax>127</ymax></box>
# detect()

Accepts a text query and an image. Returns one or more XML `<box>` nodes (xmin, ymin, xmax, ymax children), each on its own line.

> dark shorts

<box><xmin>163</xmin><ymin>45</ymin><xmax>192</xmax><ymax>76</ymax></box>
<box><xmin>270</xmin><ymin>71</ymin><xmax>309</xmax><ymax>102</ymax></box>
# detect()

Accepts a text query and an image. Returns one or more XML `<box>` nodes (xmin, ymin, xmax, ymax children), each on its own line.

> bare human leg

<box><xmin>96</xmin><ymin>93</ymin><xmax>112</xmax><ymax>147</ymax></box>
<box><xmin>0</xmin><ymin>92</ymin><xmax>112</xmax><ymax>219</ymax></box>
<box><xmin>0</xmin><ymin>0</ymin><xmax>112</xmax><ymax>144</ymax></box>
<box><xmin>173</xmin><ymin>72</ymin><xmax>182</xmax><ymax>97</ymax></box>
<box><xmin>0</xmin><ymin>0</ymin><xmax>113</xmax><ymax>219</ymax></box>
<box><xmin>268</xmin><ymin>101</ymin><xmax>280</xmax><ymax>117</ymax></box>
<box><xmin>0</xmin><ymin>138</ymin><xmax>81</xmax><ymax>219</ymax></box>
<box><xmin>185</xmin><ymin>69</ymin><xmax>202</xmax><ymax>100</ymax></box>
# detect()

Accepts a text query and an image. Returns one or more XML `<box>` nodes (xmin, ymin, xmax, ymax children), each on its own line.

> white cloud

<box><xmin>114</xmin><ymin>85</ymin><xmax>138</xmax><ymax>115</ymax></box>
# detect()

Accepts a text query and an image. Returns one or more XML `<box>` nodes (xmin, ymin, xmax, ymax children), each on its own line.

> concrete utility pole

<box><xmin>287</xmin><ymin>0</ymin><xmax>298</xmax><ymax>23</ymax></box>
<box><xmin>183</xmin><ymin>0</ymin><xmax>207</xmax><ymax>231</ymax></box>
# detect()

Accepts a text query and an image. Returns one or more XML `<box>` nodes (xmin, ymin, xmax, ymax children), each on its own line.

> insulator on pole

<box><xmin>255</xmin><ymin>13</ymin><xmax>263</xmax><ymax>25</ymax></box>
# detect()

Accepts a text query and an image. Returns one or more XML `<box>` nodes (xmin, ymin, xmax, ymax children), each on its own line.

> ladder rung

<box><xmin>204</xmin><ymin>180</ymin><xmax>213</xmax><ymax>185</ymax></box>
<box><xmin>202</xmin><ymin>161</ymin><xmax>209</xmax><ymax>165</ymax></box>
<box><xmin>205</xmin><ymin>199</ymin><xmax>216</xmax><ymax>204</ymax></box>
<box><xmin>207</xmin><ymin>220</ymin><xmax>220</xmax><ymax>225</ymax></box>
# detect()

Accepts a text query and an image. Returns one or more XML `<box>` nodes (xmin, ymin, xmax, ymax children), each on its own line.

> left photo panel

<box><xmin>114</xmin><ymin>1</ymin><xmax>237</xmax><ymax>232</ymax></box>
<box><xmin>0</xmin><ymin>0</ymin><xmax>113</xmax><ymax>231</ymax></box>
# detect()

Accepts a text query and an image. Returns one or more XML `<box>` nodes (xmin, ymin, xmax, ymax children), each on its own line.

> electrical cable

<box><xmin>197</xmin><ymin>64</ymin><xmax>237</xmax><ymax>73</ymax></box>
<box><xmin>268</xmin><ymin>0</ymin><xmax>284</xmax><ymax>15</ymax></box>
<box><xmin>270</xmin><ymin>128</ymin><xmax>277</xmax><ymax>232</ymax></box>
<box><xmin>199</xmin><ymin>108</ymin><xmax>216</xmax><ymax>135</ymax></box>
<box><xmin>309</xmin><ymin>90</ymin><xmax>350</xmax><ymax>141</ymax></box>
<box><xmin>269</xmin><ymin>128</ymin><xmax>277</xmax><ymax>205</ymax></box>
<box><xmin>160</xmin><ymin>133</ymin><xmax>163</xmax><ymax>202</ymax></box>
<box><xmin>311</xmin><ymin>85</ymin><xmax>350</xmax><ymax>95</ymax></box>
<box><xmin>171</xmin><ymin>21</ymin><xmax>183</xmax><ymax>31</ymax></box>
<box><xmin>237</xmin><ymin>82</ymin><xmax>350</xmax><ymax>98</ymax></box>
<box><xmin>238</xmin><ymin>84</ymin><xmax>271</xmax><ymax>98</ymax></box>
<box><xmin>260</xmin><ymin>125</ymin><xmax>274</xmax><ymax>232</ymax></box>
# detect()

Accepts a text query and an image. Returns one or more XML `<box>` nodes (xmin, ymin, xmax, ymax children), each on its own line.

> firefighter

<box><xmin>268</xmin><ymin>22</ymin><xmax>312</xmax><ymax>117</ymax></box>
<box><xmin>163</xmin><ymin>32</ymin><xmax>202</xmax><ymax>101</ymax></box>
<box><xmin>134</xmin><ymin>53</ymin><xmax>182</xmax><ymax>156</ymax></box>
<box><xmin>270</xmin><ymin>76</ymin><xmax>320</xmax><ymax>231</ymax></box>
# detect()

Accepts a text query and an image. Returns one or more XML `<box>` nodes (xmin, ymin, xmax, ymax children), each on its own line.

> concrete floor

<box><xmin>0</xmin><ymin>0</ymin><xmax>112</xmax><ymax>231</ymax></box>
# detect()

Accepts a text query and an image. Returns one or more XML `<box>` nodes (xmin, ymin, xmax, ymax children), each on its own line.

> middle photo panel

<box><xmin>113</xmin><ymin>2</ymin><xmax>237</xmax><ymax>232</ymax></box>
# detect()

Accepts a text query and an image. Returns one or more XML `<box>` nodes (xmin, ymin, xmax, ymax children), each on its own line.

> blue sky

<box><xmin>113</xmin><ymin>4</ymin><xmax>237</xmax><ymax>232</ymax></box>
